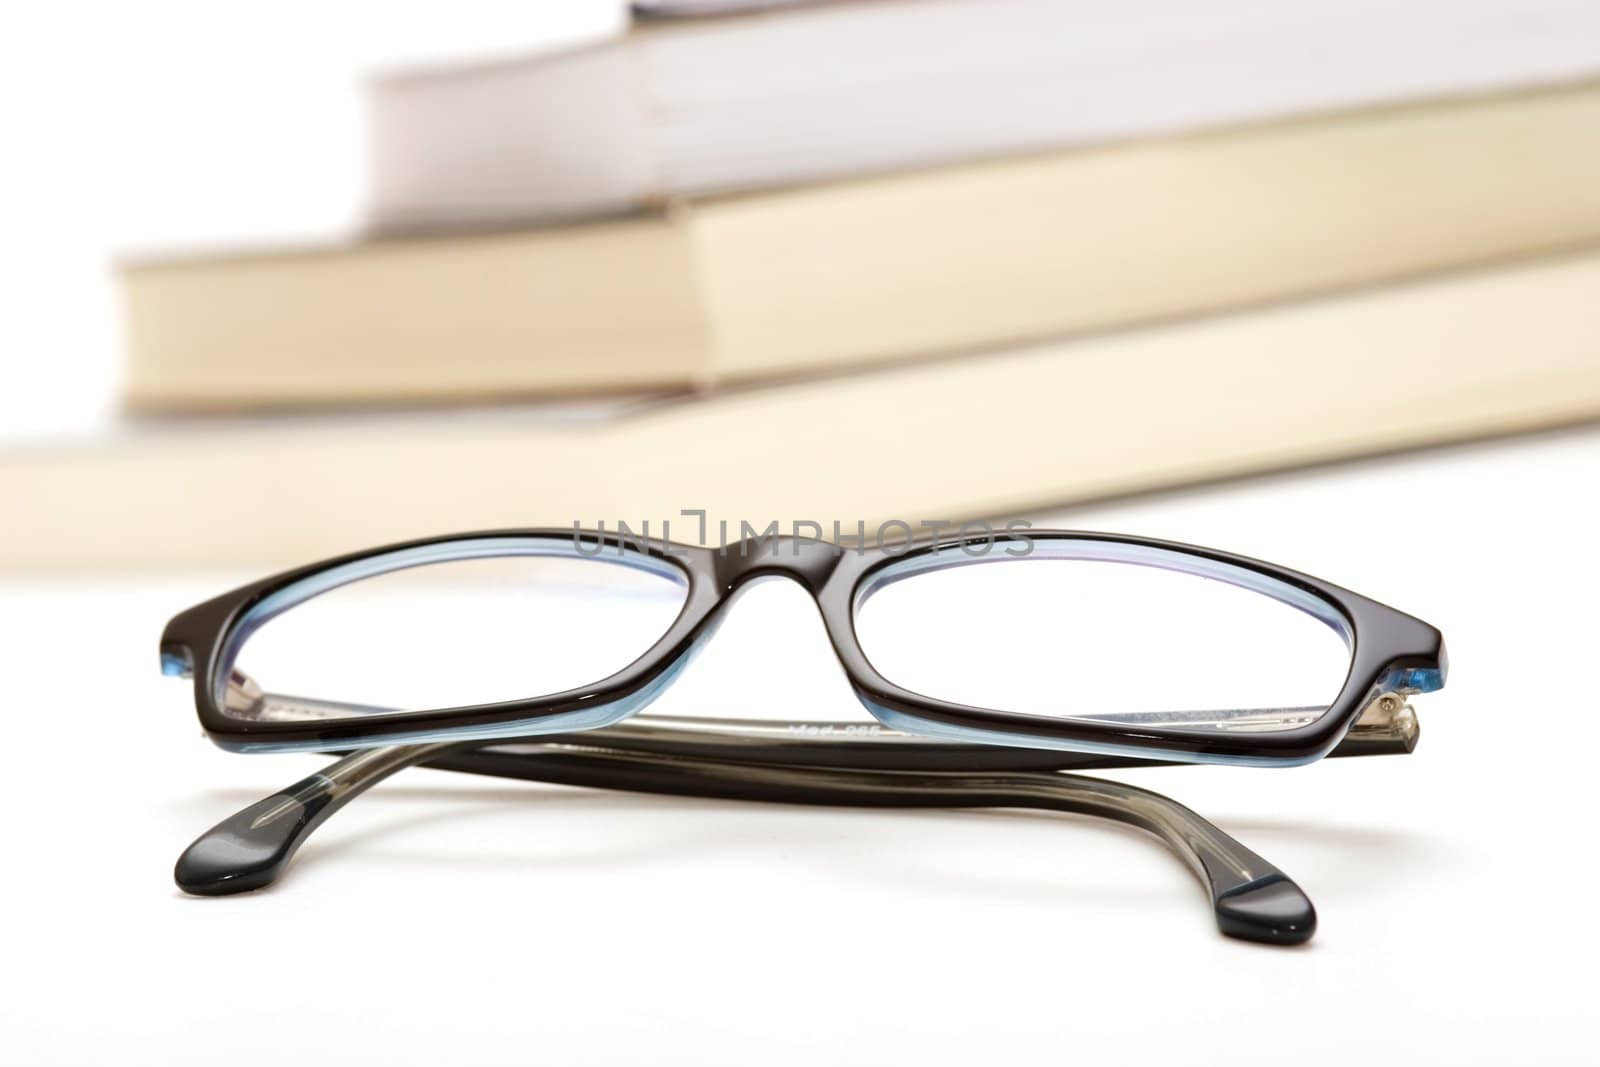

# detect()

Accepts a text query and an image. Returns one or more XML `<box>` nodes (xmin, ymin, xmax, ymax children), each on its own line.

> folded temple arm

<box><xmin>225</xmin><ymin>675</ymin><xmax>1416</xmax><ymax>747</ymax></box>
<box><xmin>167</xmin><ymin>707</ymin><xmax>1420</xmax><ymax>944</ymax></box>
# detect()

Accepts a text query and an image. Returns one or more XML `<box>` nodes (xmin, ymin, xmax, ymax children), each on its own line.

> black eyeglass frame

<box><xmin>161</xmin><ymin>528</ymin><xmax>1446</xmax><ymax>766</ymax></box>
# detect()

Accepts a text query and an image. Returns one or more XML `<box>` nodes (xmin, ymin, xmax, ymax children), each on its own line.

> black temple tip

<box><xmin>1215</xmin><ymin>876</ymin><xmax>1318</xmax><ymax>945</ymax></box>
<box><xmin>174</xmin><ymin>792</ymin><xmax>320</xmax><ymax>896</ymax></box>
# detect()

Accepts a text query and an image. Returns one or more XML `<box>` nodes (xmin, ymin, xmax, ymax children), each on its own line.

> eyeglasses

<box><xmin>161</xmin><ymin>528</ymin><xmax>1447</xmax><ymax>945</ymax></box>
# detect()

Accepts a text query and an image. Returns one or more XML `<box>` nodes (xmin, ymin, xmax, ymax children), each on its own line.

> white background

<box><xmin>2</xmin><ymin>2</ymin><xmax>1597</xmax><ymax>1063</ymax></box>
<box><xmin>0</xmin><ymin>0</ymin><xmax>626</xmax><ymax>442</ymax></box>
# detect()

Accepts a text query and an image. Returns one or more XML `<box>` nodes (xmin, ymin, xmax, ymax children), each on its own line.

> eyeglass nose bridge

<box><xmin>710</xmin><ymin>534</ymin><xmax>848</xmax><ymax>596</ymax></box>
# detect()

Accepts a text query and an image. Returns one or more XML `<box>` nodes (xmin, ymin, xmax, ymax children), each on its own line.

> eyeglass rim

<box><xmin>159</xmin><ymin>527</ymin><xmax>1446</xmax><ymax>765</ymax></box>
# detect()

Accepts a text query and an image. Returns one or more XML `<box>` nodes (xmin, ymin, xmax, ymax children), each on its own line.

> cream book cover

<box><xmin>122</xmin><ymin>83</ymin><xmax>1600</xmax><ymax>412</ymax></box>
<box><xmin>17</xmin><ymin>250</ymin><xmax>1600</xmax><ymax>569</ymax></box>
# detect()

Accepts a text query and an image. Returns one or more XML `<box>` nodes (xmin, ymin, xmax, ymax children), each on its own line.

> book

<box><xmin>124</xmin><ymin>82</ymin><xmax>1600</xmax><ymax>412</ymax></box>
<box><xmin>369</xmin><ymin>0</ymin><xmax>1600</xmax><ymax>231</ymax></box>
<box><xmin>20</xmin><ymin>249</ymin><xmax>1600</xmax><ymax>570</ymax></box>
<box><xmin>631</xmin><ymin>1</ymin><xmax>819</xmax><ymax>15</ymax></box>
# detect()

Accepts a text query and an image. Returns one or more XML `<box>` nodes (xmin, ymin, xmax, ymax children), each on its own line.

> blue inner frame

<box><xmin>209</xmin><ymin>535</ymin><xmax>1381</xmax><ymax>765</ymax></box>
<box><xmin>848</xmin><ymin>539</ymin><xmax>1358</xmax><ymax>767</ymax></box>
<box><xmin>214</xmin><ymin>537</ymin><xmax>691</xmax><ymax>745</ymax></box>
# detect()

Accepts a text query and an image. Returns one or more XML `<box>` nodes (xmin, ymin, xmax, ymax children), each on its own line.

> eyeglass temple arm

<box><xmin>227</xmin><ymin>671</ymin><xmax>1415</xmax><ymax>743</ymax></box>
<box><xmin>170</xmin><ymin>714</ymin><xmax>1405</xmax><ymax>945</ymax></box>
<box><xmin>219</xmin><ymin>677</ymin><xmax>1420</xmax><ymax>770</ymax></box>
<box><xmin>442</xmin><ymin>702</ymin><xmax>1418</xmax><ymax>771</ymax></box>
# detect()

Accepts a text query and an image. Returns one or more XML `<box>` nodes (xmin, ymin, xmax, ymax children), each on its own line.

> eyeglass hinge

<box><xmin>1343</xmin><ymin>692</ymin><xmax>1419</xmax><ymax>754</ymax></box>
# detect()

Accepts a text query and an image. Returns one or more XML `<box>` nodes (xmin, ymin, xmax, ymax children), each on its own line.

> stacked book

<box><xmin>7</xmin><ymin>0</ymin><xmax>1600</xmax><ymax>567</ymax></box>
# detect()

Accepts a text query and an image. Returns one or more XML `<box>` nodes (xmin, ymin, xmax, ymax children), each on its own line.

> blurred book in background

<box><xmin>125</xmin><ymin>83</ymin><xmax>1600</xmax><ymax>411</ymax></box>
<box><xmin>12</xmin><ymin>252</ymin><xmax>1600</xmax><ymax>567</ymax></box>
<box><xmin>6</xmin><ymin>0</ymin><xmax>1600</xmax><ymax>569</ymax></box>
<box><xmin>371</xmin><ymin>0</ymin><xmax>1600</xmax><ymax>230</ymax></box>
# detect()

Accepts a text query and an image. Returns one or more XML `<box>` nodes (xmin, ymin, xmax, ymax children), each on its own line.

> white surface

<box><xmin>3</xmin><ymin>427</ymin><xmax>1597</xmax><ymax>1064</ymax></box>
